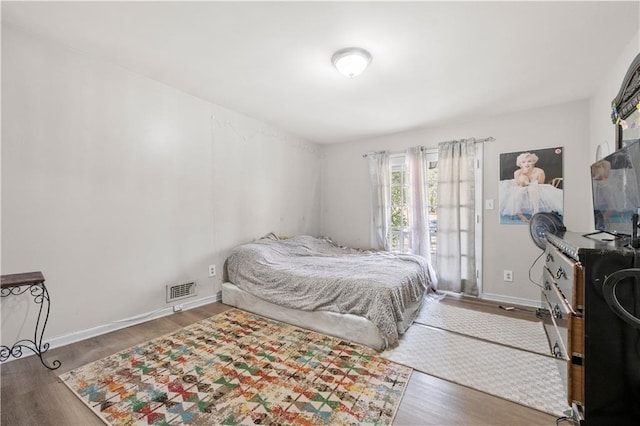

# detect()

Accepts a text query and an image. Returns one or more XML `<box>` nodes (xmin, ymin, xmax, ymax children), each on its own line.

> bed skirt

<box><xmin>221</xmin><ymin>282</ymin><xmax>423</xmax><ymax>350</ymax></box>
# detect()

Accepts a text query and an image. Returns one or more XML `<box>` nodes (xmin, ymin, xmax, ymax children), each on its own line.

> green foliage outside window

<box><xmin>390</xmin><ymin>170</ymin><xmax>408</xmax><ymax>228</ymax></box>
<box><xmin>389</xmin><ymin>157</ymin><xmax>438</xmax><ymax>255</ymax></box>
<box><xmin>428</xmin><ymin>166</ymin><xmax>438</xmax><ymax>215</ymax></box>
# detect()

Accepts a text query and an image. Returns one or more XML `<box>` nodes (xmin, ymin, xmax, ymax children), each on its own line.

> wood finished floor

<box><xmin>0</xmin><ymin>298</ymin><xmax>557</xmax><ymax>425</ymax></box>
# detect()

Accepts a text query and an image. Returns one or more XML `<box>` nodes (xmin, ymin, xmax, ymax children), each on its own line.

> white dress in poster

<box><xmin>499</xmin><ymin>147</ymin><xmax>564</xmax><ymax>224</ymax></box>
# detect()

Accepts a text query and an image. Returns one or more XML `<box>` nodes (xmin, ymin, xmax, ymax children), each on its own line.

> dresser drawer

<box><xmin>544</xmin><ymin>244</ymin><xmax>584</xmax><ymax>310</ymax></box>
<box><xmin>569</xmin><ymin>315</ymin><xmax>584</xmax><ymax>356</ymax></box>
<box><xmin>569</xmin><ymin>359</ymin><xmax>584</xmax><ymax>406</ymax></box>
<box><xmin>541</xmin><ymin>271</ymin><xmax>554</xmax><ymax>299</ymax></box>
<box><xmin>568</xmin><ymin>315</ymin><xmax>584</xmax><ymax>406</ymax></box>
<box><xmin>542</xmin><ymin>293</ymin><xmax>582</xmax><ymax>407</ymax></box>
<box><xmin>541</xmin><ymin>293</ymin><xmax>569</xmax><ymax>360</ymax></box>
<box><xmin>543</xmin><ymin>267</ymin><xmax>574</xmax><ymax>319</ymax></box>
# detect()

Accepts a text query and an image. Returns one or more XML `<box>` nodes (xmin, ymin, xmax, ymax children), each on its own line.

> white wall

<box><xmin>1</xmin><ymin>26</ymin><xmax>321</xmax><ymax>344</ymax></box>
<box><xmin>321</xmin><ymin>101</ymin><xmax>591</xmax><ymax>306</ymax></box>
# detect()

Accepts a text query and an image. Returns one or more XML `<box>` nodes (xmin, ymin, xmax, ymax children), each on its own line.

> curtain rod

<box><xmin>362</xmin><ymin>150</ymin><xmax>388</xmax><ymax>158</ymax></box>
<box><xmin>362</xmin><ymin>137</ymin><xmax>495</xmax><ymax>158</ymax></box>
<box><xmin>437</xmin><ymin>136</ymin><xmax>495</xmax><ymax>146</ymax></box>
<box><xmin>475</xmin><ymin>136</ymin><xmax>495</xmax><ymax>143</ymax></box>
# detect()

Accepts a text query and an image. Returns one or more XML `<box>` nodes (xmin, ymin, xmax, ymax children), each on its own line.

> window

<box><xmin>389</xmin><ymin>155</ymin><xmax>410</xmax><ymax>253</ymax></box>
<box><xmin>368</xmin><ymin>144</ymin><xmax>483</xmax><ymax>295</ymax></box>
<box><xmin>388</xmin><ymin>151</ymin><xmax>439</xmax><ymax>255</ymax></box>
<box><xmin>426</xmin><ymin>154</ymin><xmax>439</xmax><ymax>261</ymax></box>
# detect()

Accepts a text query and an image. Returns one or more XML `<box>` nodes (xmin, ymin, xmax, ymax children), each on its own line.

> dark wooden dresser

<box><xmin>541</xmin><ymin>231</ymin><xmax>640</xmax><ymax>425</ymax></box>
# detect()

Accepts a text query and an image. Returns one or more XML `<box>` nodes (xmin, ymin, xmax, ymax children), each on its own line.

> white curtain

<box><xmin>437</xmin><ymin>139</ymin><xmax>477</xmax><ymax>295</ymax></box>
<box><xmin>406</xmin><ymin>146</ymin><xmax>438</xmax><ymax>287</ymax></box>
<box><xmin>367</xmin><ymin>151</ymin><xmax>391</xmax><ymax>250</ymax></box>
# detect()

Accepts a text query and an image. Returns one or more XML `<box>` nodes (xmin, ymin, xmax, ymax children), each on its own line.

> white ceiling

<box><xmin>2</xmin><ymin>1</ymin><xmax>639</xmax><ymax>144</ymax></box>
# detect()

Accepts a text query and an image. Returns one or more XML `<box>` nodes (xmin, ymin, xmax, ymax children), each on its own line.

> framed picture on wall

<box><xmin>499</xmin><ymin>147</ymin><xmax>564</xmax><ymax>225</ymax></box>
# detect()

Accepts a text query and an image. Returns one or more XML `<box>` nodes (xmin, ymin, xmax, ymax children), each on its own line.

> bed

<box><xmin>222</xmin><ymin>234</ymin><xmax>436</xmax><ymax>350</ymax></box>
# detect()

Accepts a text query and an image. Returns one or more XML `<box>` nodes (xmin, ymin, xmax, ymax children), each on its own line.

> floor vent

<box><xmin>166</xmin><ymin>281</ymin><xmax>197</xmax><ymax>303</ymax></box>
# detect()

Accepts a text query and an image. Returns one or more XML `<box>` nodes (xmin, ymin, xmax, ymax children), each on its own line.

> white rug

<box><xmin>383</xmin><ymin>308</ymin><xmax>571</xmax><ymax>417</ymax></box>
<box><xmin>413</xmin><ymin>302</ymin><xmax>550</xmax><ymax>355</ymax></box>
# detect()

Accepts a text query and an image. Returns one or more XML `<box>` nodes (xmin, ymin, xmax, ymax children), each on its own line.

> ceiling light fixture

<box><xmin>332</xmin><ymin>47</ymin><xmax>372</xmax><ymax>78</ymax></box>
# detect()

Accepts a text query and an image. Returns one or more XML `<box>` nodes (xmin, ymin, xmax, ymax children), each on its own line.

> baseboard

<box><xmin>1</xmin><ymin>294</ymin><xmax>220</xmax><ymax>364</ymax></box>
<box><xmin>481</xmin><ymin>292</ymin><xmax>542</xmax><ymax>309</ymax></box>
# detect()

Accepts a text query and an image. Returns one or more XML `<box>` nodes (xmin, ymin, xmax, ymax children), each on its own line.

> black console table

<box><xmin>0</xmin><ymin>271</ymin><xmax>60</xmax><ymax>370</ymax></box>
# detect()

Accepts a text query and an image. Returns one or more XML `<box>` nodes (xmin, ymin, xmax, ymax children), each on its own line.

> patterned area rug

<box><xmin>413</xmin><ymin>302</ymin><xmax>550</xmax><ymax>355</ymax></box>
<box><xmin>383</xmin><ymin>314</ymin><xmax>570</xmax><ymax>416</ymax></box>
<box><xmin>59</xmin><ymin>309</ymin><xmax>411</xmax><ymax>425</ymax></box>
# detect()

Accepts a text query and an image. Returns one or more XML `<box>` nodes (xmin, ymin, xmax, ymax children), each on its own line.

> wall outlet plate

<box><xmin>503</xmin><ymin>270</ymin><xmax>513</xmax><ymax>282</ymax></box>
<box><xmin>208</xmin><ymin>264</ymin><xmax>216</xmax><ymax>277</ymax></box>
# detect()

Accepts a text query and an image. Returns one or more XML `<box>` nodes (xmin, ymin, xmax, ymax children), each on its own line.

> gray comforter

<box><xmin>226</xmin><ymin>235</ymin><xmax>435</xmax><ymax>346</ymax></box>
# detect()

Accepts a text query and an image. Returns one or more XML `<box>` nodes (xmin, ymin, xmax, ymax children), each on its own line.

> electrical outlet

<box><xmin>208</xmin><ymin>264</ymin><xmax>216</xmax><ymax>277</ymax></box>
<box><xmin>503</xmin><ymin>270</ymin><xmax>513</xmax><ymax>282</ymax></box>
<box><xmin>173</xmin><ymin>304</ymin><xmax>184</xmax><ymax>312</ymax></box>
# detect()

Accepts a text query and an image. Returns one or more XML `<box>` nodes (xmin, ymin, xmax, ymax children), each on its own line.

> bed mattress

<box><xmin>221</xmin><ymin>282</ymin><xmax>423</xmax><ymax>350</ymax></box>
<box><xmin>226</xmin><ymin>235</ymin><xmax>434</xmax><ymax>347</ymax></box>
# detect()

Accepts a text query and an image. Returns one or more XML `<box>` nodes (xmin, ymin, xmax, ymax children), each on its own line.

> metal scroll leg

<box><xmin>0</xmin><ymin>283</ymin><xmax>61</xmax><ymax>370</ymax></box>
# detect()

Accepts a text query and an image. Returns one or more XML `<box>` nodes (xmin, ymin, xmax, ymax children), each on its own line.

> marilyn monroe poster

<box><xmin>499</xmin><ymin>147</ymin><xmax>564</xmax><ymax>224</ymax></box>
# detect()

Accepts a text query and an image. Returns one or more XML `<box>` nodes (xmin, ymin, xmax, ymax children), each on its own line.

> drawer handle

<box><xmin>552</xmin><ymin>304</ymin><xmax>563</xmax><ymax>319</ymax></box>
<box><xmin>535</xmin><ymin>308</ymin><xmax>550</xmax><ymax>319</ymax></box>
<box><xmin>556</xmin><ymin>266</ymin><xmax>567</xmax><ymax>280</ymax></box>
<box><xmin>546</xmin><ymin>253</ymin><xmax>554</xmax><ymax>263</ymax></box>
<box><xmin>571</xmin><ymin>353</ymin><xmax>584</xmax><ymax>366</ymax></box>
<box><xmin>552</xmin><ymin>342</ymin><xmax>564</xmax><ymax>358</ymax></box>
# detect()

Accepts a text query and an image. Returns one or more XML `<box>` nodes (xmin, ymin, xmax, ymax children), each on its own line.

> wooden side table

<box><xmin>1</xmin><ymin>271</ymin><xmax>60</xmax><ymax>370</ymax></box>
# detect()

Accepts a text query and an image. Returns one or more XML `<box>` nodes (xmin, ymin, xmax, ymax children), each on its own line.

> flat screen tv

<box><xmin>591</xmin><ymin>140</ymin><xmax>640</xmax><ymax>237</ymax></box>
